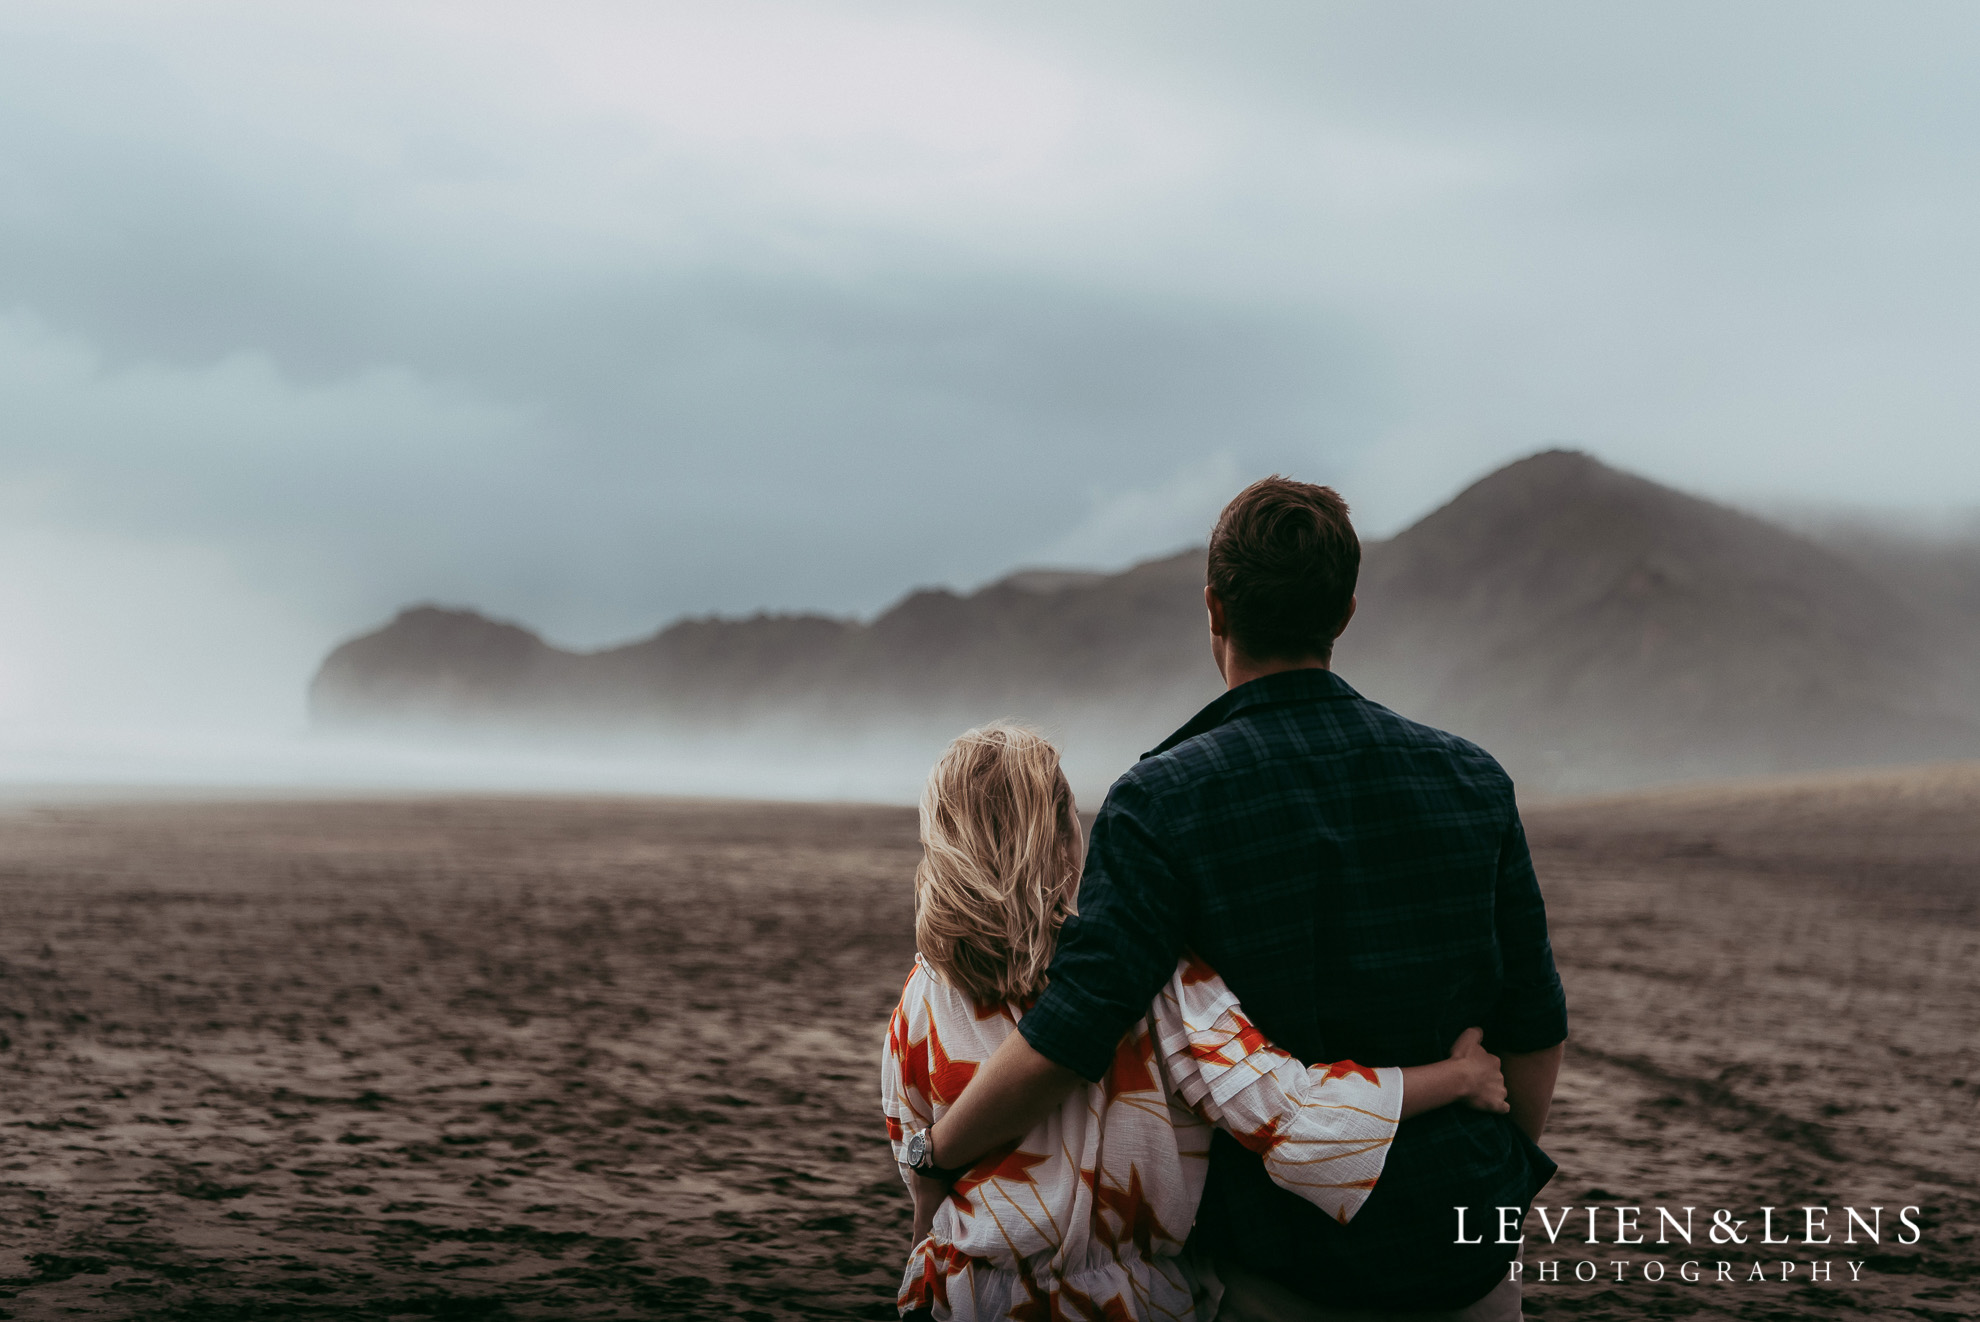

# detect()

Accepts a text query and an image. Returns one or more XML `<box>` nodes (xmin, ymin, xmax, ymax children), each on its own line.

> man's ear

<box><xmin>1205</xmin><ymin>585</ymin><xmax>1229</xmax><ymax>639</ymax></box>
<box><xmin>1334</xmin><ymin>593</ymin><xmax>1357</xmax><ymax>641</ymax></box>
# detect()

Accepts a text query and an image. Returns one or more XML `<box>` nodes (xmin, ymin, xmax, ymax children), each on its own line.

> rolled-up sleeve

<box><xmin>1018</xmin><ymin>777</ymin><xmax>1189</xmax><ymax>1082</ymax></box>
<box><xmin>1481</xmin><ymin>810</ymin><xmax>1569</xmax><ymax>1055</ymax></box>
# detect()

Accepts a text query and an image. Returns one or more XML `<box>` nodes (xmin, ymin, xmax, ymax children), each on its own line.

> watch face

<box><xmin>906</xmin><ymin>1131</ymin><xmax>928</xmax><ymax>1167</ymax></box>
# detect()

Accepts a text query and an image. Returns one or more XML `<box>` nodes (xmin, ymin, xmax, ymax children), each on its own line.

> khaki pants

<box><xmin>1214</xmin><ymin>1267</ymin><xmax>1521</xmax><ymax>1322</ymax></box>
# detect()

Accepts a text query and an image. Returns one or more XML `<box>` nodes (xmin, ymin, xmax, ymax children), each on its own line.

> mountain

<box><xmin>310</xmin><ymin>450</ymin><xmax>1980</xmax><ymax>795</ymax></box>
<box><xmin>310</xmin><ymin>545</ymin><xmax>1216</xmax><ymax>789</ymax></box>
<box><xmin>1338</xmin><ymin>451</ymin><xmax>1980</xmax><ymax>790</ymax></box>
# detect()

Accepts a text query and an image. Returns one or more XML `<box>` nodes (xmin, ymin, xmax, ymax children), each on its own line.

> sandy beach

<box><xmin>0</xmin><ymin>773</ymin><xmax>1973</xmax><ymax>1319</ymax></box>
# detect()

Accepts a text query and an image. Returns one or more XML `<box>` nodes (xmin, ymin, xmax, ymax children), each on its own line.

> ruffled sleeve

<box><xmin>1148</xmin><ymin>956</ymin><xmax>1403</xmax><ymax>1226</ymax></box>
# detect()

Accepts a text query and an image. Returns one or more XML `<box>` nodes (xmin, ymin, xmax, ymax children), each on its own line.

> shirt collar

<box><xmin>1144</xmin><ymin>666</ymin><xmax>1362</xmax><ymax>759</ymax></box>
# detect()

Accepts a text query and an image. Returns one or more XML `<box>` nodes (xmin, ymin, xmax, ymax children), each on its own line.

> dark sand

<box><xmin>0</xmin><ymin>770</ymin><xmax>1973</xmax><ymax>1320</ymax></box>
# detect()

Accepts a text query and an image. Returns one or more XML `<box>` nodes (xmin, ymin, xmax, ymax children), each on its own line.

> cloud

<box><xmin>1037</xmin><ymin>452</ymin><xmax>1244</xmax><ymax>572</ymax></box>
<box><xmin>2</xmin><ymin>0</ymin><xmax>1980</xmax><ymax>779</ymax></box>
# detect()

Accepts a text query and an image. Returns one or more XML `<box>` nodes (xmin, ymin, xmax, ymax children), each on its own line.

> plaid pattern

<box><xmin>1020</xmin><ymin>668</ymin><xmax>1568</xmax><ymax>1311</ymax></box>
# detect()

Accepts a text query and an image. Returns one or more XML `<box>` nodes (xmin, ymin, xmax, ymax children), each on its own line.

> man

<box><xmin>914</xmin><ymin>477</ymin><xmax>1567</xmax><ymax>1320</ymax></box>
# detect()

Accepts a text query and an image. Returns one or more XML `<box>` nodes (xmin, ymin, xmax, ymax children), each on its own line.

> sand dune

<box><xmin>0</xmin><ymin>770</ymin><xmax>1972</xmax><ymax>1319</ymax></box>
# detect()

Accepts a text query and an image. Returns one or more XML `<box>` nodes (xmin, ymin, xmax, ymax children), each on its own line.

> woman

<box><xmin>881</xmin><ymin>725</ymin><xmax>1508</xmax><ymax>1322</ymax></box>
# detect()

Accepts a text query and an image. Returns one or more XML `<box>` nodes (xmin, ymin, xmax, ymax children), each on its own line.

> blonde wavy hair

<box><xmin>914</xmin><ymin>724</ymin><xmax>1083</xmax><ymax>1005</ymax></box>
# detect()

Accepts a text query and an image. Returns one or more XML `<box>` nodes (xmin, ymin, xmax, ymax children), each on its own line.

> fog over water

<box><xmin>4</xmin><ymin>2</ymin><xmax>1980</xmax><ymax>798</ymax></box>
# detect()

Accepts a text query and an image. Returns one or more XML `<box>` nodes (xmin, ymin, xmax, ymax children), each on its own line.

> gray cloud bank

<box><xmin>1</xmin><ymin>1</ymin><xmax>1977</xmax><ymax>772</ymax></box>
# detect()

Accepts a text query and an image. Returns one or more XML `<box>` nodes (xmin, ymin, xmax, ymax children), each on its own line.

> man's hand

<box><xmin>909</xmin><ymin>1172</ymin><xmax>949</xmax><ymax>1246</ymax></box>
<box><xmin>1448</xmin><ymin>1026</ymin><xmax>1508</xmax><ymax>1115</ymax></box>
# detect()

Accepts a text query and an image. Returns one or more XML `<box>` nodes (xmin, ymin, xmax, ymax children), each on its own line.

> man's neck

<box><xmin>1220</xmin><ymin>651</ymin><xmax>1331</xmax><ymax>691</ymax></box>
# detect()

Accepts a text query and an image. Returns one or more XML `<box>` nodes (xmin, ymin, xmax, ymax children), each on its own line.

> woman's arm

<box><xmin>1149</xmin><ymin>960</ymin><xmax>1505</xmax><ymax>1225</ymax></box>
<box><xmin>1150</xmin><ymin>961</ymin><xmax>1396</xmax><ymax>1223</ymax></box>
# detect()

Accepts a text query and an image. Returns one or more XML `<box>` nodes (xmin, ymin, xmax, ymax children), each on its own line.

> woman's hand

<box><xmin>1397</xmin><ymin>1027</ymin><xmax>1508</xmax><ymax>1119</ymax></box>
<box><xmin>1447</xmin><ymin>1027</ymin><xmax>1508</xmax><ymax>1114</ymax></box>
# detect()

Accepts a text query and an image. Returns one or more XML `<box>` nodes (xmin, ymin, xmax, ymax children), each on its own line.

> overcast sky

<box><xmin>4</xmin><ymin>1</ymin><xmax>1979</xmax><ymax>748</ymax></box>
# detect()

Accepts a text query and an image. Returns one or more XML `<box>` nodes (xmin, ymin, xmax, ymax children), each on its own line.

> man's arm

<box><xmin>926</xmin><ymin>1031</ymin><xmax>1083</xmax><ymax>1167</ymax></box>
<box><xmin>912</xmin><ymin>1032</ymin><xmax>1083</xmax><ymax>1240</ymax></box>
<box><xmin>914</xmin><ymin>781</ymin><xmax>1188</xmax><ymax>1232</ymax></box>
<box><xmin>915</xmin><ymin>1019</ymin><xmax>1510</xmax><ymax>1240</ymax></box>
<box><xmin>1479</xmin><ymin>806</ymin><xmax>1568</xmax><ymax>1113</ymax></box>
<box><xmin>1477</xmin><ymin>801</ymin><xmax>1567</xmax><ymax>1151</ymax></box>
<box><xmin>1012</xmin><ymin>784</ymin><xmax>1193</xmax><ymax>1086</ymax></box>
<box><xmin>1502</xmin><ymin>1041</ymin><xmax>1563</xmax><ymax>1142</ymax></box>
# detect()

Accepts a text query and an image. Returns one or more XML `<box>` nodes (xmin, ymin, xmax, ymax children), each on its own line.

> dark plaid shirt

<box><xmin>1020</xmin><ymin>668</ymin><xmax>1567</xmax><ymax>1310</ymax></box>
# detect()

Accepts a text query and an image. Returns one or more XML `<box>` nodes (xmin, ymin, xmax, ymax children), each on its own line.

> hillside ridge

<box><xmin>311</xmin><ymin>451</ymin><xmax>1980</xmax><ymax>793</ymax></box>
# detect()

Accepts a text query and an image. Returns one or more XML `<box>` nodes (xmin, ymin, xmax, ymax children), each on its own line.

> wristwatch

<box><xmin>904</xmin><ymin>1128</ymin><xmax>970</xmax><ymax>1183</ymax></box>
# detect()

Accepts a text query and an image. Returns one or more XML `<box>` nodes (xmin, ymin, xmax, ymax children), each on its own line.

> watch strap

<box><xmin>910</xmin><ymin>1130</ymin><xmax>971</xmax><ymax>1183</ymax></box>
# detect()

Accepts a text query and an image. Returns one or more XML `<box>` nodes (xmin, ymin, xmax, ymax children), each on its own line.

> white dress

<box><xmin>881</xmin><ymin>953</ymin><xmax>1405</xmax><ymax>1321</ymax></box>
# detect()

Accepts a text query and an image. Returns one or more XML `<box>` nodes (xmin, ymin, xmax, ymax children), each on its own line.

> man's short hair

<box><xmin>1207</xmin><ymin>476</ymin><xmax>1360</xmax><ymax>661</ymax></box>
